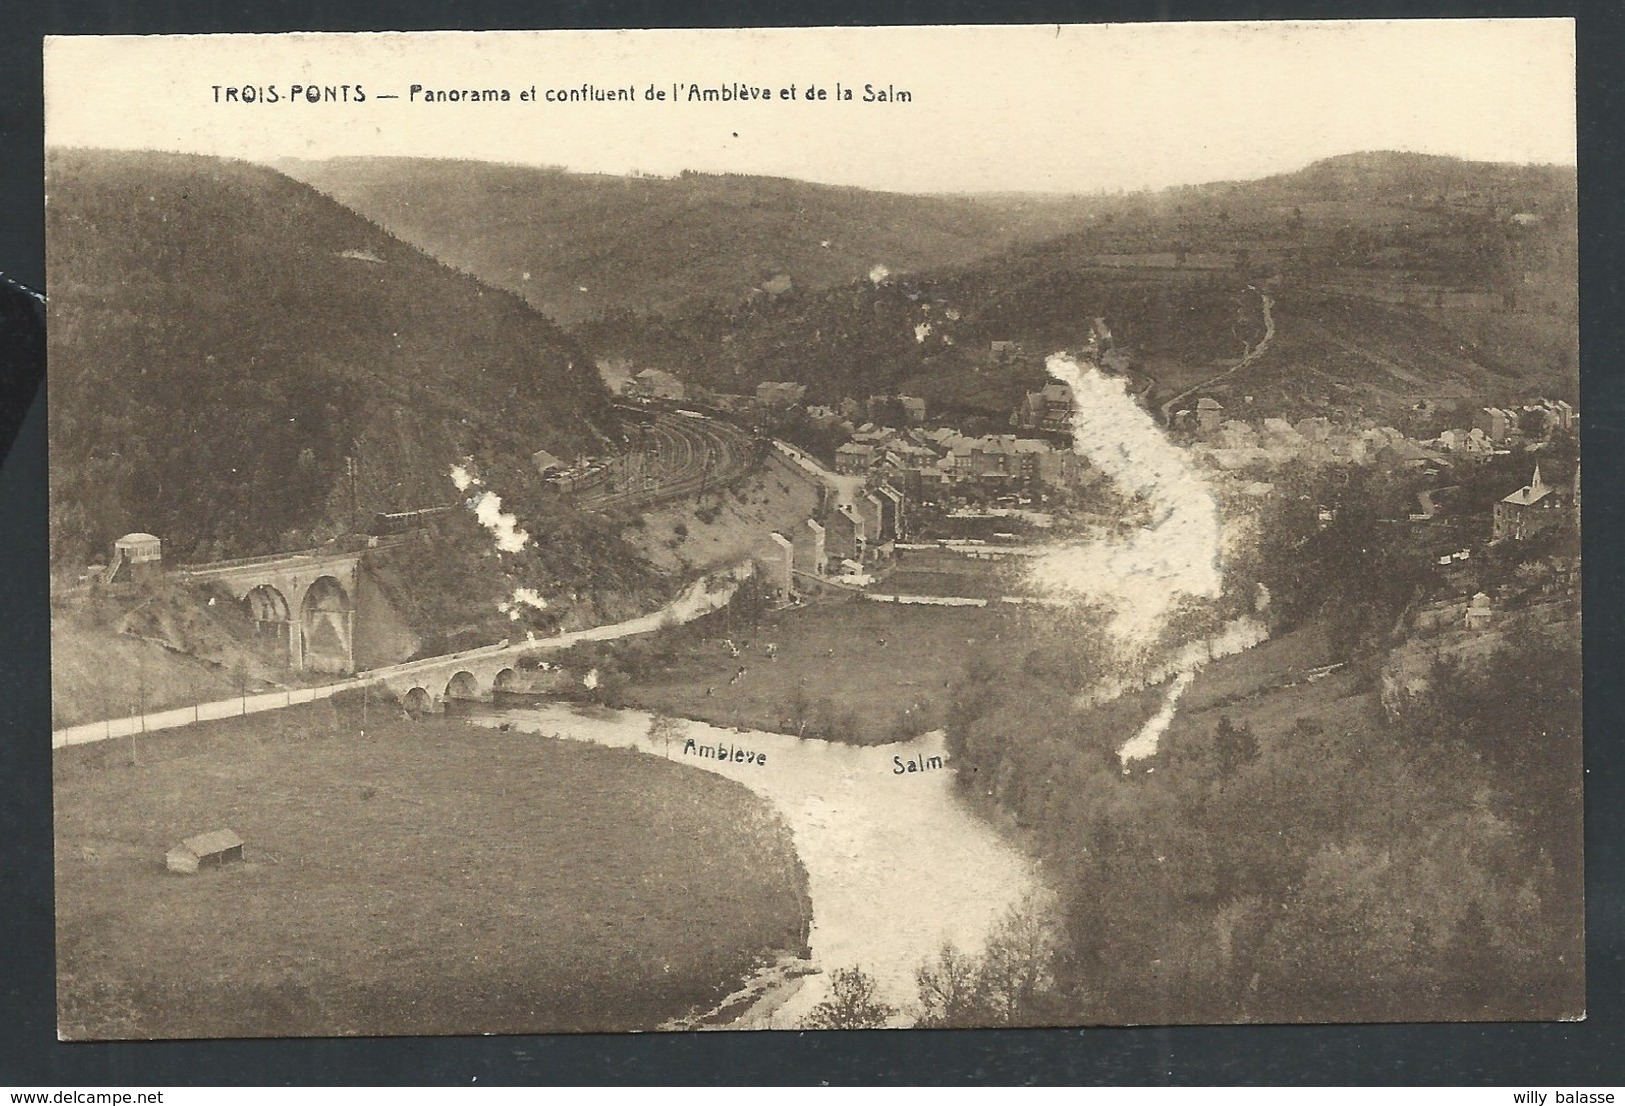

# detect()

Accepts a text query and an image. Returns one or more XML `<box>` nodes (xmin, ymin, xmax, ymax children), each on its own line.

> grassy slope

<box><xmin>624</xmin><ymin>462</ymin><xmax>823</xmax><ymax>575</ymax></box>
<box><xmin>56</xmin><ymin>700</ymin><xmax>810</xmax><ymax>1038</ymax></box>
<box><xmin>51</xmin><ymin>623</ymin><xmax>244</xmax><ymax>729</ymax></box>
<box><xmin>277</xmin><ymin>157</ymin><xmax>1101</xmax><ymax>326</ymax></box>
<box><xmin>46</xmin><ymin>148</ymin><xmax>614</xmax><ymax>564</ymax></box>
<box><xmin>50</xmin><ymin>579</ymin><xmax>299</xmax><ymax>728</ymax></box>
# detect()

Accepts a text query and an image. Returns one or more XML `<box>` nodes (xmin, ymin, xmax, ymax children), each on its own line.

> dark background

<box><xmin>3</xmin><ymin>0</ymin><xmax>1621</xmax><ymax>1086</ymax></box>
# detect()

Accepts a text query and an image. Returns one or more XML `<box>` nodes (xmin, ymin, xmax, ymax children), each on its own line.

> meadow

<box><xmin>608</xmin><ymin>598</ymin><xmax>1033</xmax><ymax>745</ymax></box>
<box><xmin>55</xmin><ymin>693</ymin><xmax>809</xmax><ymax>1038</ymax></box>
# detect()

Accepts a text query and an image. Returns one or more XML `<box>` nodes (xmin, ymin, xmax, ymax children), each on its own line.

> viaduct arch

<box><xmin>183</xmin><ymin>550</ymin><xmax>363</xmax><ymax>675</ymax></box>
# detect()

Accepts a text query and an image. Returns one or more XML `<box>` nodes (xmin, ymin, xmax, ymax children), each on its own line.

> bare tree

<box><xmin>802</xmin><ymin>966</ymin><xmax>895</xmax><ymax>1029</ymax></box>
<box><xmin>646</xmin><ymin>713</ymin><xmax>685</xmax><ymax>758</ymax></box>
<box><xmin>913</xmin><ymin>941</ymin><xmax>987</xmax><ymax>1028</ymax></box>
<box><xmin>977</xmin><ymin>893</ymin><xmax>1060</xmax><ymax>1025</ymax></box>
<box><xmin>915</xmin><ymin>895</ymin><xmax>1061</xmax><ymax>1027</ymax></box>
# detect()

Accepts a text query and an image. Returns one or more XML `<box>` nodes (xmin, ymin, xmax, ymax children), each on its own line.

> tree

<box><xmin>1214</xmin><ymin>715</ymin><xmax>1259</xmax><ymax>775</ymax></box>
<box><xmin>646</xmin><ymin>713</ymin><xmax>685</xmax><ymax>759</ymax></box>
<box><xmin>913</xmin><ymin>942</ymin><xmax>987</xmax><ymax>1028</ymax></box>
<box><xmin>801</xmin><ymin>966</ymin><xmax>896</xmax><ymax>1029</ymax></box>
<box><xmin>976</xmin><ymin>894</ymin><xmax>1061</xmax><ymax>1025</ymax></box>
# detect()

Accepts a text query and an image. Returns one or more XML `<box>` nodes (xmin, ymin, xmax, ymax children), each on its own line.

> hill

<box><xmin>275</xmin><ymin>157</ymin><xmax>1102</xmax><ymax>328</ymax></box>
<box><xmin>47</xmin><ymin>148</ymin><xmax>617</xmax><ymax>565</ymax></box>
<box><xmin>584</xmin><ymin>152</ymin><xmax>1577</xmax><ymax>424</ymax></box>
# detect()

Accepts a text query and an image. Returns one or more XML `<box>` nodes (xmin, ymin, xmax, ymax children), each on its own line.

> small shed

<box><xmin>166</xmin><ymin>829</ymin><xmax>244</xmax><ymax>874</ymax></box>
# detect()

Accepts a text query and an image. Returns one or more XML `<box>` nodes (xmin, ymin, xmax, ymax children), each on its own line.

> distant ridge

<box><xmin>275</xmin><ymin>156</ymin><xmax>1105</xmax><ymax>326</ymax></box>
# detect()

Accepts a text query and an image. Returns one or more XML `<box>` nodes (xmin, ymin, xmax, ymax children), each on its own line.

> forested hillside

<box><xmin>584</xmin><ymin>152</ymin><xmax>1576</xmax><ymax>424</ymax></box>
<box><xmin>47</xmin><ymin>149</ymin><xmax>616</xmax><ymax>564</ymax></box>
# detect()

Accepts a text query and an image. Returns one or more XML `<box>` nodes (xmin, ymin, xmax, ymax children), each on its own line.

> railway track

<box><xmin>575</xmin><ymin>405</ymin><xmax>759</xmax><ymax>511</ymax></box>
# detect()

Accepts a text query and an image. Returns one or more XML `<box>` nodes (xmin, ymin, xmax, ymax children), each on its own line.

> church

<box><xmin>1491</xmin><ymin>464</ymin><xmax>1567</xmax><ymax>543</ymax></box>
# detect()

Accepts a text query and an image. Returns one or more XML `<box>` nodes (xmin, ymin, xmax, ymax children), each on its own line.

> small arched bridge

<box><xmin>366</xmin><ymin>563</ymin><xmax>754</xmax><ymax>715</ymax></box>
<box><xmin>369</xmin><ymin>644</ymin><xmax>535</xmax><ymax>717</ymax></box>
<box><xmin>181</xmin><ymin>549</ymin><xmax>366</xmax><ymax>675</ymax></box>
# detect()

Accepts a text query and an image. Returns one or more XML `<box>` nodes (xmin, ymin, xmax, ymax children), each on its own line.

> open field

<box><xmin>614</xmin><ymin>598</ymin><xmax>1029</xmax><ymax>745</ymax></box>
<box><xmin>55</xmin><ymin>696</ymin><xmax>809</xmax><ymax>1039</ymax></box>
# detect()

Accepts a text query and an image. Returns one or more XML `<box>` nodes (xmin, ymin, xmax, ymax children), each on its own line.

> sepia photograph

<box><xmin>43</xmin><ymin>21</ymin><xmax>1582</xmax><ymax>1039</ymax></box>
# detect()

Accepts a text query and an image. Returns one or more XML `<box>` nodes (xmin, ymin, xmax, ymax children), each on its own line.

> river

<box><xmin>470</xmin><ymin>704</ymin><xmax>1045</xmax><ymax>1029</ymax></box>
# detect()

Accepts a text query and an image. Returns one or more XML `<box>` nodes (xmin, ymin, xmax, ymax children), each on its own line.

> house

<box><xmin>793</xmin><ymin>518</ymin><xmax>826</xmax><ymax>577</ymax></box>
<box><xmin>825</xmin><ymin>504</ymin><xmax>866</xmax><ymax>565</ymax></box>
<box><xmin>531</xmin><ymin>448</ymin><xmax>564</xmax><ymax>477</ymax></box>
<box><xmin>1473</xmin><ymin>407</ymin><xmax>1515</xmax><ymax>443</ymax></box>
<box><xmin>752</xmin><ymin>532</ymin><xmax>795</xmax><ymax>600</ymax></box>
<box><xmin>875</xmin><ymin>484</ymin><xmax>908</xmax><ymax>543</ymax></box>
<box><xmin>755</xmin><ymin>381</ymin><xmax>808</xmax><ymax>407</ymax></box>
<box><xmin>1196</xmin><ymin>397</ymin><xmax>1224</xmax><ymax>432</ymax></box>
<box><xmin>968</xmin><ymin>436</ymin><xmax>1023</xmax><ymax>484</ymax></box>
<box><xmin>1013</xmin><ymin>383</ymin><xmax>1075</xmax><ymax>432</ymax></box>
<box><xmin>627</xmin><ymin>367</ymin><xmax>686</xmax><ymax>401</ymax></box>
<box><xmin>835</xmin><ymin>442</ymin><xmax>877</xmax><ymax>475</ymax></box>
<box><xmin>1437</xmin><ymin>427</ymin><xmax>1494</xmax><ymax>456</ymax></box>
<box><xmin>1492</xmin><ymin>464</ymin><xmax>1561</xmax><ymax>542</ymax></box>
<box><xmin>106</xmin><ymin>532</ymin><xmax>163</xmax><ymax>585</ymax></box>
<box><xmin>166</xmin><ymin>828</ymin><xmax>244</xmax><ymax>874</ymax></box>
<box><xmin>1464</xmin><ymin>592</ymin><xmax>1493</xmax><ymax>630</ymax></box>
<box><xmin>857</xmin><ymin>492</ymin><xmax>889</xmax><ymax>555</ymax></box>
<box><xmin>1376</xmin><ymin>439</ymin><xmax>1445</xmax><ymax>470</ymax></box>
<box><xmin>1035</xmin><ymin>447</ymin><xmax>1088</xmax><ymax>489</ymax></box>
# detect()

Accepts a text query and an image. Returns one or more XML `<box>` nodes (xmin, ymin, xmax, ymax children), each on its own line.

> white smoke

<box><xmin>914</xmin><ymin>322</ymin><xmax>932</xmax><ymax>344</ymax></box>
<box><xmin>448</xmin><ymin>462</ymin><xmax>530</xmax><ymax>554</ymax></box>
<box><xmin>498</xmin><ymin>586</ymin><xmax>550</xmax><ymax>621</ymax></box>
<box><xmin>868</xmin><ymin>264</ymin><xmax>890</xmax><ymax>284</ymax></box>
<box><xmin>1026</xmin><ymin>354</ymin><xmax>1223</xmax><ymax>645</ymax></box>
<box><xmin>472</xmin><ymin>491</ymin><xmax>529</xmax><ymax>553</ymax></box>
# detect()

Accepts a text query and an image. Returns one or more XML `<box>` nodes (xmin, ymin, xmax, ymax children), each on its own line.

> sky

<box><xmin>44</xmin><ymin>21</ymin><xmax>1576</xmax><ymax>195</ymax></box>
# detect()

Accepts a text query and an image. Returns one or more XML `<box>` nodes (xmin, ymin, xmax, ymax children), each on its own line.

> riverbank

<box><xmin>476</xmin><ymin>702</ymin><xmax>1047</xmax><ymax>1027</ymax></box>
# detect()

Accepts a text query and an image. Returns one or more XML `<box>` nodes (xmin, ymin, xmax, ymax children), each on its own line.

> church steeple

<box><xmin>1530</xmin><ymin>464</ymin><xmax>1546</xmax><ymax>497</ymax></box>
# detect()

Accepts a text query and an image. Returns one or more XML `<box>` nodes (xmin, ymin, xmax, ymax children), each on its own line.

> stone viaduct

<box><xmin>180</xmin><ymin>549</ymin><xmax>366</xmax><ymax>675</ymax></box>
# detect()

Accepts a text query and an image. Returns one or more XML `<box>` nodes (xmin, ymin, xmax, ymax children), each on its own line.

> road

<box><xmin>1159</xmin><ymin>288</ymin><xmax>1276</xmax><ymax>424</ymax></box>
<box><xmin>51</xmin><ymin>568</ymin><xmax>748</xmax><ymax>749</ymax></box>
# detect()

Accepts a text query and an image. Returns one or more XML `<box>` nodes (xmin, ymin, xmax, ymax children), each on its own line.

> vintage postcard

<box><xmin>44</xmin><ymin>22</ymin><xmax>1581</xmax><ymax>1038</ymax></box>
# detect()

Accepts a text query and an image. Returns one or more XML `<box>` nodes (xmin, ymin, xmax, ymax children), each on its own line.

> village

<box><xmin>604</xmin><ymin>325</ymin><xmax>1580</xmax><ymax>653</ymax></box>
